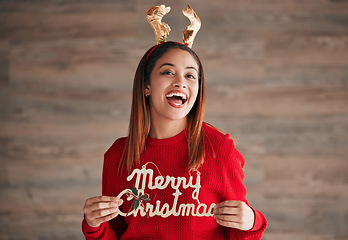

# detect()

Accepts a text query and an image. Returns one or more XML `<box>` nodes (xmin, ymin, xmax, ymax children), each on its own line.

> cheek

<box><xmin>149</xmin><ymin>81</ymin><xmax>169</xmax><ymax>99</ymax></box>
<box><xmin>191</xmin><ymin>82</ymin><xmax>199</xmax><ymax>100</ymax></box>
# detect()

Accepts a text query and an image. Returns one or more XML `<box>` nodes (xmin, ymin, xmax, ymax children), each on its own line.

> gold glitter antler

<box><xmin>146</xmin><ymin>5</ymin><xmax>171</xmax><ymax>44</ymax></box>
<box><xmin>182</xmin><ymin>5</ymin><xmax>201</xmax><ymax>48</ymax></box>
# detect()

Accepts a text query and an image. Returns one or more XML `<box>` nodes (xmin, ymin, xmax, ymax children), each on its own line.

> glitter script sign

<box><xmin>116</xmin><ymin>164</ymin><xmax>216</xmax><ymax>218</ymax></box>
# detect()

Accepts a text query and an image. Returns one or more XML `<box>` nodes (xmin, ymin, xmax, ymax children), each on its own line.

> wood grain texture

<box><xmin>1</xmin><ymin>0</ymin><xmax>347</xmax><ymax>239</ymax></box>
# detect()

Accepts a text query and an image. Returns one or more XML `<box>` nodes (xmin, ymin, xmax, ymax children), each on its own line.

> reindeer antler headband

<box><xmin>146</xmin><ymin>5</ymin><xmax>201</xmax><ymax>48</ymax></box>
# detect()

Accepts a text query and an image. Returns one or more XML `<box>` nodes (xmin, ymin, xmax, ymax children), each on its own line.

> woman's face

<box><xmin>146</xmin><ymin>48</ymin><xmax>199</xmax><ymax>124</ymax></box>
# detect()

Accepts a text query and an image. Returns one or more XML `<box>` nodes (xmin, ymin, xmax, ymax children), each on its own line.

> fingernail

<box><xmin>118</xmin><ymin>199</ymin><xmax>124</xmax><ymax>205</ymax></box>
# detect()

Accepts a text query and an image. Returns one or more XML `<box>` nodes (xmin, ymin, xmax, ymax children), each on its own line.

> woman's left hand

<box><xmin>214</xmin><ymin>200</ymin><xmax>255</xmax><ymax>231</ymax></box>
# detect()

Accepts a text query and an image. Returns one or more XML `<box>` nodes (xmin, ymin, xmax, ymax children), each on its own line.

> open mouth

<box><xmin>166</xmin><ymin>92</ymin><xmax>188</xmax><ymax>107</ymax></box>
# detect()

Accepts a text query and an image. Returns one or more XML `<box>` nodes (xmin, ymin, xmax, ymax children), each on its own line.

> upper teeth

<box><xmin>166</xmin><ymin>92</ymin><xmax>187</xmax><ymax>100</ymax></box>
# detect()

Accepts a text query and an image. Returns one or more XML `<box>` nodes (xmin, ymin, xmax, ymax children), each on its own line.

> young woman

<box><xmin>82</xmin><ymin>41</ymin><xmax>267</xmax><ymax>239</ymax></box>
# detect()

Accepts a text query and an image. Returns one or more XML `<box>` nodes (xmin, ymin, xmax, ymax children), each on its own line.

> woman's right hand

<box><xmin>83</xmin><ymin>196</ymin><xmax>124</xmax><ymax>228</ymax></box>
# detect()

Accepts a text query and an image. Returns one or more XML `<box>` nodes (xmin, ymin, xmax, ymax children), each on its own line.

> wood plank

<box><xmin>206</xmin><ymin>86</ymin><xmax>348</xmax><ymax>117</ymax></box>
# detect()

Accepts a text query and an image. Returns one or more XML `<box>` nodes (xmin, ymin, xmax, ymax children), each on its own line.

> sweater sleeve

<box><xmin>82</xmin><ymin>138</ymin><xmax>128</xmax><ymax>240</ymax></box>
<box><xmin>223</xmin><ymin>137</ymin><xmax>267</xmax><ymax>240</ymax></box>
<box><xmin>82</xmin><ymin>219</ymin><xmax>118</xmax><ymax>240</ymax></box>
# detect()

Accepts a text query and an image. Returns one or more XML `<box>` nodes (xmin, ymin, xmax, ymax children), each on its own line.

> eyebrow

<box><xmin>158</xmin><ymin>62</ymin><xmax>198</xmax><ymax>72</ymax></box>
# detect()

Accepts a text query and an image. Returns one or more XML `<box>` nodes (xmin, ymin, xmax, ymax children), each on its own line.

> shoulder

<box><xmin>104</xmin><ymin>137</ymin><xmax>127</xmax><ymax>160</ymax></box>
<box><xmin>203</xmin><ymin>122</ymin><xmax>244</xmax><ymax>167</ymax></box>
<box><xmin>102</xmin><ymin>137</ymin><xmax>128</xmax><ymax>196</ymax></box>
<box><xmin>203</xmin><ymin>122</ymin><xmax>233</xmax><ymax>148</ymax></box>
<box><xmin>103</xmin><ymin>137</ymin><xmax>127</xmax><ymax>180</ymax></box>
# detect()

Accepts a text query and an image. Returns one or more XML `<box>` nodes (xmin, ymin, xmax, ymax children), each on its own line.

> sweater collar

<box><xmin>146</xmin><ymin>127</ymin><xmax>188</xmax><ymax>145</ymax></box>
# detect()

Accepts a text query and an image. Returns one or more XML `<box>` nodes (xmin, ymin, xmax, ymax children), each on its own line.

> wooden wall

<box><xmin>1</xmin><ymin>0</ymin><xmax>347</xmax><ymax>239</ymax></box>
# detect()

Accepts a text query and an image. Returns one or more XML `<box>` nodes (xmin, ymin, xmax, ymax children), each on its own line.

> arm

<box><xmin>214</xmin><ymin>137</ymin><xmax>267</xmax><ymax>239</ymax></box>
<box><xmin>82</xmin><ymin>138</ymin><xmax>128</xmax><ymax>239</ymax></box>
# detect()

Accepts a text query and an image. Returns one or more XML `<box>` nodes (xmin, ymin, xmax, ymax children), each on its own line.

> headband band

<box><xmin>145</xmin><ymin>42</ymin><xmax>188</xmax><ymax>63</ymax></box>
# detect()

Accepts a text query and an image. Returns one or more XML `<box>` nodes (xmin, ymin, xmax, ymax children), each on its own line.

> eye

<box><xmin>160</xmin><ymin>71</ymin><xmax>174</xmax><ymax>76</ymax></box>
<box><xmin>186</xmin><ymin>74</ymin><xmax>196</xmax><ymax>79</ymax></box>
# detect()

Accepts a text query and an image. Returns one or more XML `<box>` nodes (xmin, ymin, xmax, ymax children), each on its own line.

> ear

<box><xmin>145</xmin><ymin>85</ymin><xmax>151</xmax><ymax>96</ymax></box>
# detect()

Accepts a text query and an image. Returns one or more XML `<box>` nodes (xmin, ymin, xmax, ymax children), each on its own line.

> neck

<box><xmin>149</xmin><ymin>117</ymin><xmax>187</xmax><ymax>139</ymax></box>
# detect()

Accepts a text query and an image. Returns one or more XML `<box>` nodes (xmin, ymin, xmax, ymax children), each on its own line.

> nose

<box><xmin>172</xmin><ymin>76</ymin><xmax>187</xmax><ymax>88</ymax></box>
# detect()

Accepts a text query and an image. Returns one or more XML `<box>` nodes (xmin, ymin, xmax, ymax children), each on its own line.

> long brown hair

<box><xmin>119</xmin><ymin>42</ymin><xmax>206</xmax><ymax>173</ymax></box>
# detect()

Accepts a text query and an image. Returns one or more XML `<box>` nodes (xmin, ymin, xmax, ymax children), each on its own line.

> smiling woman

<box><xmin>129</xmin><ymin>41</ymin><xmax>206</xmax><ymax>173</ymax></box>
<box><xmin>82</xmin><ymin>5</ymin><xmax>267</xmax><ymax>240</ymax></box>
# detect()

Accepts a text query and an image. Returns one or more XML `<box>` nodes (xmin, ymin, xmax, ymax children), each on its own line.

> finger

<box><xmin>215</xmin><ymin>218</ymin><xmax>240</xmax><ymax>229</ymax></box>
<box><xmin>86</xmin><ymin>196</ymin><xmax>120</xmax><ymax>205</ymax></box>
<box><xmin>84</xmin><ymin>198</ymin><xmax>123</xmax><ymax>216</ymax></box>
<box><xmin>86</xmin><ymin>210</ymin><xmax>120</xmax><ymax>228</ymax></box>
<box><xmin>85</xmin><ymin>196</ymin><xmax>123</xmax><ymax>210</ymax></box>
<box><xmin>88</xmin><ymin>201</ymin><xmax>119</xmax><ymax>212</ymax></box>
<box><xmin>95</xmin><ymin>211</ymin><xmax>120</xmax><ymax>224</ymax></box>
<box><xmin>85</xmin><ymin>206</ymin><xmax>119</xmax><ymax>226</ymax></box>
<box><xmin>214</xmin><ymin>212</ymin><xmax>240</xmax><ymax>223</ymax></box>
<box><xmin>84</xmin><ymin>202</ymin><xmax>114</xmax><ymax>215</ymax></box>
<box><xmin>90</xmin><ymin>206</ymin><xmax>120</xmax><ymax>219</ymax></box>
<box><xmin>215</xmin><ymin>200</ymin><xmax>241</xmax><ymax>209</ymax></box>
<box><xmin>214</xmin><ymin>206</ymin><xmax>239</xmax><ymax>215</ymax></box>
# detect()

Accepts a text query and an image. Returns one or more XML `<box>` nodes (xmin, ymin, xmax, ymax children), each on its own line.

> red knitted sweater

<box><xmin>82</xmin><ymin>123</ymin><xmax>267</xmax><ymax>239</ymax></box>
